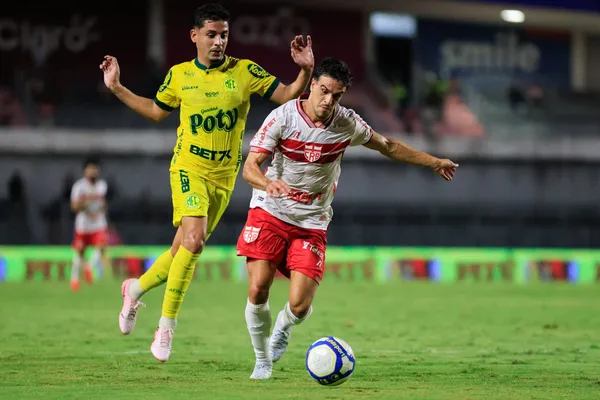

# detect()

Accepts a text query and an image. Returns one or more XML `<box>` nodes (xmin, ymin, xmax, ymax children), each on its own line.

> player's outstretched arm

<box><xmin>269</xmin><ymin>36</ymin><xmax>314</xmax><ymax>104</ymax></box>
<box><xmin>99</xmin><ymin>56</ymin><xmax>170</xmax><ymax>123</ymax></box>
<box><xmin>243</xmin><ymin>152</ymin><xmax>290</xmax><ymax>196</ymax></box>
<box><xmin>364</xmin><ymin>132</ymin><xmax>459</xmax><ymax>181</ymax></box>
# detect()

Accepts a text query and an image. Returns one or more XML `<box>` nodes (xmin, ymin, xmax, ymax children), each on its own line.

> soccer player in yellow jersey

<box><xmin>100</xmin><ymin>3</ymin><xmax>314</xmax><ymax>362</ymax></box>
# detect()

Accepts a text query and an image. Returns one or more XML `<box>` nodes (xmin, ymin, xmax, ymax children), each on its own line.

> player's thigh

<box><xmin>90</xmin><ymin>230</ymin><xmax>108</xmax><ymax>250</ymax></box>
<box><xmin>170</xmin><ymin>169</ymin><xmax>210</xmax><ymax>228</ymax></box>
<box><xmin>72</xmin><ymin>232</ymin><xmax>91</xmax><ymax>254</ymax></box>
<box><xmin>247</xmin><ymin>259</ymin><xmax>279</xmax><ymax>294</ymax></box>
<box><xmin>205</xmin><ymin>185</ymin><xmax>233</xmax><ymax>240</ymax></box>
<box><xmin>236</xmin><ymin>208</ymin><xmax>289</xmax><ymax>267</ymax></box>
<box><xmin>286</xmin><ymin>230</ymin><xmax>327</xmax><ymax>284</ymax></box>
<box><xmin>289</xmin><ymin>270</ymin><xmax>319</xmax><ymax>314</ymax></box>
<box><xmin>180</xmin><ymin>216</ymin><xmax>208</xmax><ymax>248</ymax></box>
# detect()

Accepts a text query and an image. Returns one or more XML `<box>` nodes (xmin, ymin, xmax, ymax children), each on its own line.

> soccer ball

<box><xmin>305</xmin><ymin>336</ymin><xmax>355</xmax><ymax>386</ymax></box>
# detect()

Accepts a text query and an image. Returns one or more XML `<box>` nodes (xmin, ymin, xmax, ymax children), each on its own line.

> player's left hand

<box><xmin>290</xmin><ymin>35</ymin><xmax>314</xmax><ymax>71</ymax></box>
<box><xmin>434</xmin><ymin>159</ymin><xmax>459</xmax><ymax>181</ymax></box>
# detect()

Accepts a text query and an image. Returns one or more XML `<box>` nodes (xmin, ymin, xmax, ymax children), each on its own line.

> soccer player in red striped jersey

<box><xmin>236</xmin><ymin>58</ymin><xmax>459</xmax><ymax>379</ymax></box>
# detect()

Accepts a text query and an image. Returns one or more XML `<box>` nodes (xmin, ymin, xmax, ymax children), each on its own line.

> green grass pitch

<box><xmin>1</xmin><ymin>280</ymin><xmax>599</xmax><ymax>399</ymax></box>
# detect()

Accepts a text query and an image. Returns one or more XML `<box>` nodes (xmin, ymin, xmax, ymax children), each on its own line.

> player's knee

<box><xmin>248</xmin><ymin>281</ymin><xmax>270</xmax><ymax>304</ymax></box>
<box><xmin>181</xmin><ymin>233</ymin><xmax>205</xmax><ymax>254</ymax></box>
<box><xmin>289</xmin><ymin>300</ymin><xmax>311</xmax><ymax>319</ymax></box>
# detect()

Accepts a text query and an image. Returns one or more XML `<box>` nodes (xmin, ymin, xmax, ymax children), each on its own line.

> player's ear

<box><xmin>190</xmin><ymin>28</ymin><xmax>197</xmax><ymax>43</ymax></box>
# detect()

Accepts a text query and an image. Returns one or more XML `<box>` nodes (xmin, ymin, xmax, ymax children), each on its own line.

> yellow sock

<box><xmin>161</xmin><ymin>246</ymin><xmax>200</xmax><ymax>319</ymax></box>
<box><xmin>139</xmin><ymin>250</ymin><xmax>174</xmax><ymax>292</ymax></box>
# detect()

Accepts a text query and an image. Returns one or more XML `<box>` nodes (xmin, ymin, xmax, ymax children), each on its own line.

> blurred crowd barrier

<box><xmin>2</xmin><ymin>246</ymin><xmax>599</xmax><ymax>284</ymax></box>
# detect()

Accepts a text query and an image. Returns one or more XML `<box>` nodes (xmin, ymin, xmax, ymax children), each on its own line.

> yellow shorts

<box><xmin>170</xmin><ymin>169</ymin><xmax>232</xmax><ymax>238</ymax></box>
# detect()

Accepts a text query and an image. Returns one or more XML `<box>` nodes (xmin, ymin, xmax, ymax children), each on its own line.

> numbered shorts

<box><xmin>72</xmin><ymin>229</ymin><xmax>108</xmax><ymax>251</ymax></box>
<box><xmin>236</xmin><ymin>207</ymin><xmax>327</xmax><ymax>283</ymax></box>
<box><xmin>170</xmin><ymin>169</ymin><xmax>232</xmax><ymax>238</ymax></box>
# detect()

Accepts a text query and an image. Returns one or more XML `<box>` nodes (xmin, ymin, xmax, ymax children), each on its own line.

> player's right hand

<box><xmin>100</xmin><ymin>55</ymin><xmax>121</xmax><ymax>91</ymax></box>
<box><xmin>266</xmin><ymin>179</ymin><xmax>290</xmax><ymax>198</ymax></box>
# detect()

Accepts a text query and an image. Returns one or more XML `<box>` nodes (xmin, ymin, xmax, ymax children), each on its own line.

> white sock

<box><xmin>245</xmin><ymin>299</ymin><xmax>272</xmax><ymax>361</ymax></box>
<box><xmin>159</xmin><ymin>316</ymin><xmax>177</xmax><ymax>330</ymax></box>
<box><xmin>274</xmin><ymin>301</ymin><xmax>312</xmax><ymax>331</ymax></box>
<box><xmin>90</xmin><ymin>249</ymin><xmax>104</xmax><ymax>278</ymax></box>
<box><xmin>71</xmin><ymin>253</ymin><xmax>83</xmax><ymax>282</ymax></box>
<box><xmin>127</xmin><ymin>278</ymin><xmax>145</xmax><ymax>300</ymax></box>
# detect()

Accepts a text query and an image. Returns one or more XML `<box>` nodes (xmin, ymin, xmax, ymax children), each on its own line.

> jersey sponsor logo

<box><xmin>205</xmin><ymin>91</ymin><xmax>219</xmax><ymax>97</ymax></box>
<box><xmin>185</xmin><ymin>193</ymin><xmax>201</xmax><ymax>209</ymax></box>
<box><xmin>182</xmin><ymin>85</ymin><xmax>199</xmax><ymax>91</ymax></box>
<box><xmin>158</xmin><ymin>69</ymin><xmax>173</xmax><ymax>93</ymax></box>
<box><xmin>189</xmin><ymin>108</ymin><xmax>239</xmax><ymax>134</ymax></box>
<box><xmin>247</xmin><ymin>63</ymin><xmax>270</xmax><ymax>79</ymax></box>
<box><xmin>288</xmin><ymin>189</ymin><xmax>322</xmax><ymax>205</ymax></box>
<box><xmin>179</xmin><ymin>170</ymin><xmax>190</xmax><ymax>193</ymax></box>
<box><xmin>254</xmin><ymin>117</ymin><xmax>276</xmax><ymax>144</ymax></box>
<box><xmin>304</xmin><ymin>144</ymin><xmax>323</xmax><ymax>162</ymax></box>
<box><xmin>189</xmin><ymin>145</ymin><xmax>232</xmax><ymax>162</ymax></box>
<box><xmin>224</xmin><ymin>77</ymin><xmax>238</xmax><ymax>92</ymax></box>
<box><xmin>302</xmin><ymin>240</ymin><xmax>324</xmax><ymax>267</ymax></box>
<box><xmin>243</xmin><ymin>226</ymin><xmax>261</xmax><ymax>243</ymax></box>
<box><xmin>184</xmin><ymin>70</ymin><xmax>195</xmax><ymax>77</ymax></box>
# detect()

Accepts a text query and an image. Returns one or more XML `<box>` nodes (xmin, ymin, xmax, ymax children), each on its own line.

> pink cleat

<box><xmin>118</xmin><ymin>279</ymin><xmax>145</xmax><ymax>335</ymax></box>
<box><xmin>151</xmin><ymin>327</ymin><xmax>174</xmax><ymax>362</ymax></box>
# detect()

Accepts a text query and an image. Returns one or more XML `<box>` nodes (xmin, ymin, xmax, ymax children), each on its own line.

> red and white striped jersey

<box><xmin>71</xmin><ymin>178</ymin><xmax>108</xmax><ymax>233</ymax></box>
<box><xmin>249</xmin><ymin>98</ymin><xmax>374</xmax><ymax>230</ymax></box>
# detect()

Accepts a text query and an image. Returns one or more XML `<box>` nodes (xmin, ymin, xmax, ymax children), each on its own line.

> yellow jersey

<box><xmin>154</xmin><ymin>56</ymin><xmax>280</xmax><ymax>191</ymax></box>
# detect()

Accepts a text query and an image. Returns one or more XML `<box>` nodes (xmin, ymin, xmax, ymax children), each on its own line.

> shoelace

<box><xmin>160</xmin><ymin>329</ymin><xmax>174</xmax><ymax>347</ymax></box>
<box><xmin>272</xmin><ymin>330</ymin><xmax>290</xmax><ymax>349</ymax></box>
<box><xmin>128</xmin><ymin>301</ymin><xmax>146</xmax><ymax>319</ymax></box>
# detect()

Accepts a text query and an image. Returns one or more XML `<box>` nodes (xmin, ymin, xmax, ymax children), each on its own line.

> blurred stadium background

<box><xmin>2</xmin><ymin>0</ymin><xmax>600</xmax><ymax>282</ymax></box>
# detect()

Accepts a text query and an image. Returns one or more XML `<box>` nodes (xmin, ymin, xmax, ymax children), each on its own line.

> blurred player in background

<box><xmin>237</xmin><ymin>58</ymin><xmax>459</xmax><ymax>379</ymax></box>
<box><xmin>100</xmin><ymin>3</ymin><xmax>314</xmax><ymax>362</ymax></box>
<box><xmin>70</xmin><ymin>158</ymin><xmax>108</xmax><ymax>292</ymax></box>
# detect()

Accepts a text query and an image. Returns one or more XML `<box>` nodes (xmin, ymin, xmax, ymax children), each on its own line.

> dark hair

<box><xmin>313</xmin><ymin>57</ymin><xmax>353</xmax><ymax>89</ymax></box>
<box><xmin>83</xmin><ymin>157</ymin><xmax>99</xmax><ymax>169</ymax></box>
<box><xmin>193</xmin><ymin>3</ymin><xmax>231</xmax><ymax>28</ymax></box>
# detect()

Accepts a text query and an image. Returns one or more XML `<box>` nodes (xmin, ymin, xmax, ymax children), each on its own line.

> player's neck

<box><xmin>195</xmin><ymin>55</ymin><xmax>226</xmax><ymax>70</ymax></box>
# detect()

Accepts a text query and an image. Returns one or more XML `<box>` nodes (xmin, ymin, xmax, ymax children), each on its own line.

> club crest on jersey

<box><xmin>243</xmin><ymin>226</ymin><xmax>261</xmax><ymax>243</ymax></box>
<box><xmin>304</xmin><ymin>144</ymin><xmax>323</xmax><ymax>162</ymax></box>
<box><xmin>224</xmin><ymin>77</ymin><xmax>238</xmax><ymax>92</ymax></box>
<box><xmin>185</xmin><ymin>193</ymin><xmax>201</xmax><ymax>209</ymax></box>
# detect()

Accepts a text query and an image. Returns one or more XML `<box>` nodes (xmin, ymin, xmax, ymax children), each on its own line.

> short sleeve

<box><xmin>70</xmin><ymin>182</ymin><xmax>82</xmax><ymax>203</ymax></box>
<box><xmin>154</xmin><ymin>68</ymin><xmax>181</xmax><ymax>111</ymax></box>
<box><xmin>347</xmin><ymin>109</ymin><xmax>374</xmax><ymax>147</ymax></box>
<box><xmin>246</xmin><ymin>61</ymin><xmax>280</xmax><ymax>99</ymax></box>
<box><xmin>250</xmin><ymin>109</ymin><xmax>284</xmax><ymax>154</ymax></box>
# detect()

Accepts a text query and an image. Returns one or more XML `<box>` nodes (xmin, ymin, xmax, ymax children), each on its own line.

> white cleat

<box><xmin>269</xmin><ymin>328</ymin><xmax>291</xmax><ymax>363</ymax></box>
<box><xmin>119</xmin><ymin>279</ymin><xmax>145</xmax><ymax>335</ymax></box>
<box><xmin>250</xmin><ymin>359</ymin><xmax>273</xmax><ymax>379</ymax></box>
<box><xmin>151</xmin><ymin>327</ymin><xmax>174</xmax><ymax>362</ymax></box>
